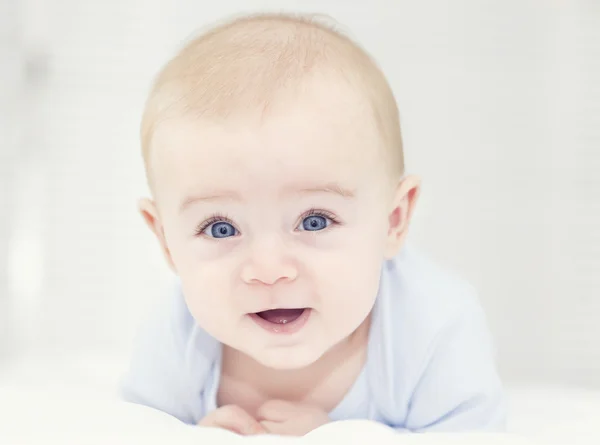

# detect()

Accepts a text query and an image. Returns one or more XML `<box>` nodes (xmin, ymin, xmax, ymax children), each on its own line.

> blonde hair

<box><xmin>141</xmin><ymin>13</ymin><xmax>404</xmax><ymax>180</ymax></box>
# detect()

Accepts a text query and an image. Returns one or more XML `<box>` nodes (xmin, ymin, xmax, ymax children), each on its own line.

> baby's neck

<box><xmin>218</xmin><ymin>315</ymin><xmax>371</xmax><ymax>415</ymax></box>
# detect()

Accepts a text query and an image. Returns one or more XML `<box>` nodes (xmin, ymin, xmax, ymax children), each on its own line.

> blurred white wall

<box><xmin>1</xmin><ymin>0</ymin><xmax>599</xmax><ymax>387</ymax></box>
<box><xmin>0</xmin><ymin>0</ymin><xmax>22</xmax><ymax>360</ymax></box>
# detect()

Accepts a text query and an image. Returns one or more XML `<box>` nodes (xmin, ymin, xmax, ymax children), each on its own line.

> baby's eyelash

<box><xmin>195</xmin><ymin>213</ymin><xmax>235</xmax><ymax>236</ymax></box>
<box><xmin>301</xmin><ymin>208</ymin><xmax>341</xmax><ymax>224</ymax></box>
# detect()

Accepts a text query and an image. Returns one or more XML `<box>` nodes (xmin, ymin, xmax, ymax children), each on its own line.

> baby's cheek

<box><xmin>182</xmin><ymin>276</ymin><xmax>235</xmax><ymax>337</ymax></box>
<box><xmin>192</xmin><ymin>238</ymin><xmax>240</xmax><ymax>262</ymax></box>
<box><xmin>176</xmin><ymin>240</ymin><xmax>238</xmax><ymax>280</ymax></box>
<box><xmin>179</xmin><ymin>264</ymin><xmax>231</xmax><ymax>308</ymax></box>
<box><xmin>322</xmin><ymin>249</ymin><xmax>381</xmax><ymax>310</ymax></box>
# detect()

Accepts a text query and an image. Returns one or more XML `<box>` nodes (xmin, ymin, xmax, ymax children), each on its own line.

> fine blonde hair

<box><xmin>140</xmin><ymin>13</ymin><xmax>404</xmax><ymax>180</ymax></box>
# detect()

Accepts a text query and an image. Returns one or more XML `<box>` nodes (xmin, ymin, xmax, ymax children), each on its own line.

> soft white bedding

<box><xmin>0</xmin><ymin>355</ymin><xmax>598</xmax><ymax>445</ymax></box>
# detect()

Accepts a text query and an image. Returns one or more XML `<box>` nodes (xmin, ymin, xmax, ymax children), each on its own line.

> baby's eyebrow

<box><xmin>296</xmin><ymin>183</ymin><xmax>356</xmax><ymax>199</ymax></box>
<box><xmin>180</xmin><ymin>183</ymin><xmax>355</xmax><ymax>212</ymax></box>
<box><xmin>179</xmin><ymin>191</ymin><xmax>241</xmax><ymax>212</ymax></box>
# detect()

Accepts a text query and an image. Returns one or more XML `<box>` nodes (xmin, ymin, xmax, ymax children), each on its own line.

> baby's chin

<box><xmin>242</xmin><ymin>342</ymin><xmax>330</xmax><ymax>371</ymax></box>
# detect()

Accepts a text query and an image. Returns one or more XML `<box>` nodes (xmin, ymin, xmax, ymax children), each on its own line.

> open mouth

<box><xmin>249</xmin><ymin>308</ymin><xmax>311</xmax><ymax>334</ymax></box>
<box><xmin>256</xmin><ymin>308</ymin><xmax>305</xmax><ymax>324</ymax></box>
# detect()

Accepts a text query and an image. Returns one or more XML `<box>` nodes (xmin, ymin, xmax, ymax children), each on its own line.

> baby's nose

<box><xmin>240</xmin><ymin>237</ymin><xmax>298</xmax><ymax>285</ymax></box>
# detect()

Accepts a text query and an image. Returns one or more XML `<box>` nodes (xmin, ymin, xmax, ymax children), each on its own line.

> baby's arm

<box><xmin>402</xmin><ymin>300</ymin><xmax>506</xmax><ymax>432</ymax></box>
<box><xmin>120</xmin><ymin>290</ymin><xmax>199</xmax><ymax>424</ymax></box>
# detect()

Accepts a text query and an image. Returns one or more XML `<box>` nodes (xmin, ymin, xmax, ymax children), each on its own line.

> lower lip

<box><xmin>248</xmin><ymin>308</ymin><xmax>312</xmax><ymax>335</ymax></box>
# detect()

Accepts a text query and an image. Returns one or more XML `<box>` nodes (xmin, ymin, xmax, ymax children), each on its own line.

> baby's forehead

<box><xmin>152</xmin><ymin>88</ymin><xmax>383</xmax><ymax>174</ymax></box>
<box><xmin>149</xmin><ymin>107</ymin><xmax>392</xmax><ymax>209</ymax></box>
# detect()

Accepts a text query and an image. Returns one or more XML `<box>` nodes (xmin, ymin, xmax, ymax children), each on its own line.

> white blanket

<box><xmin>0</xmin><ymin>355</ymin><xmax>598</xmax><ymax>445</ymax></box>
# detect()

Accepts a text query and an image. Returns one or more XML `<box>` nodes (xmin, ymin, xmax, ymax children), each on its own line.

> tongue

<box><xmin>258</xmin><ymin>309</ymin><xmax>304</xmax><ymax>324</ymax></box>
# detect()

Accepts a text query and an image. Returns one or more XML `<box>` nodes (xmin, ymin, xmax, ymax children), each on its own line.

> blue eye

<box><xmin>301</xmin><ymin>215</ymin><xmax>329</xmax><ymax>231</ymax></box>
<box><xmin>210</xmin><ymin>222</ymin><xmax>237</xmax><ymax>238</ymax></box>
<box><xmin>196</xmin><ymin>214</ymin><xmax>240</xmax><ymax>239</ymax></box>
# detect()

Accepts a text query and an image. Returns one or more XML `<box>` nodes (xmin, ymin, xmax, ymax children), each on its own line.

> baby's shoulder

<box><xmin>128</xmin><ymin>281</ymin><xmax>217</xmax><ymax>379</ymax></box>
<box><xmin>381</xmin><ymin>245</ymin><xmax>481</xmax><ymax>330</ymax></box>
<box><xmin>121</xmin><ymin>281</ymin><xmax>218</xmax><ymax>423</ymax></box>
<box><xmin>369</xmin><ymin>247</ymin><xmax>502</xmax><ymax>426</ymax></box>
<box><xmin>145</xmin><ymin>281</ymin><xmax>197</xmax><ymax>350</ymax></box>
<box><xmin>375</xmin><ymin>246</ymin><xmax>486</xmax><ymax>380</ymax></box>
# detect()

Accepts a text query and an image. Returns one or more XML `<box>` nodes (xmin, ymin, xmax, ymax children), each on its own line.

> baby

<box><xmin>121</xmin><ymin>13</ymin><xmax>506</xmax><ymax>436</ymax></box>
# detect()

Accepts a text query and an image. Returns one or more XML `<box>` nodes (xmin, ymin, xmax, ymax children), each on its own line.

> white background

<box><xmin>0</xmin><ymin>0</ymin><xmax>599</xmax><ymax>392</ymax></box>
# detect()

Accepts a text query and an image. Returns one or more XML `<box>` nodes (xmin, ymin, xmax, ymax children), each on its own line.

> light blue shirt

<box><xmin>120</xmin><ymin>246</ymin><xmax>506</xmax><ymax>431</ymax></box>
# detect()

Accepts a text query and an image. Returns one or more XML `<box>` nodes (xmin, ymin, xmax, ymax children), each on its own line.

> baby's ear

<box><xmin>384</xmin><ymin>175</ymin><xmax>421</xmax><ymax>259</ymax></box>
<box><xmin>138</xmin><ymin>198</ymin><xmax>177</xmax><ymax>273</ymax></box>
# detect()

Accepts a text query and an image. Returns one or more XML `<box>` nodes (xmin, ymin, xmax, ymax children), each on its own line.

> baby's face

<box><xmin>147</xmin><ymin>79</ymin><xmax>399</xmax><ymax>369</ymax></box>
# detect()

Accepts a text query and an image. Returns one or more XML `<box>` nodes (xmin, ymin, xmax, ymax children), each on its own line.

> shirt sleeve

<box><xmin>402</xmin><ymin>300</ymin><xmax>507</xmax><ymax>432</ymax></box>
<box><xmin>119</xmin><ymin>289</ymin><xmax>199</xmax><ymax>425</ymax></box>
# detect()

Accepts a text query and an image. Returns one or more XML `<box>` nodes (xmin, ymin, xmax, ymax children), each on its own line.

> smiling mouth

<box><xmin>249</xmin><ymin>308</ymin><xmax>312</xmax><ymax>334</ymax></box>
<box><xmin>256</xmin><ymin>308</ymin><xmax>306</xmax><ymax>324</ymax></box>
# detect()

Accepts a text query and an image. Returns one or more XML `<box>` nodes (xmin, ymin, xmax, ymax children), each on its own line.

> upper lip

<box><xmin>250</xmin><ymin>306</ymin><xmax>309</xmax><ymax>314</ymax></box>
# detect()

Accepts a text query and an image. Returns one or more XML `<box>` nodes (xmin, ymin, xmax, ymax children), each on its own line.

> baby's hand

<box><xmin>256</xmin><ymin>400</ymin><xmax>330</xmax><ymax>436</ymax></box>
<box><xmin>198</xmin><ymin>405</ymin><xmax>266</xmax><ymax>436</ymax></box>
